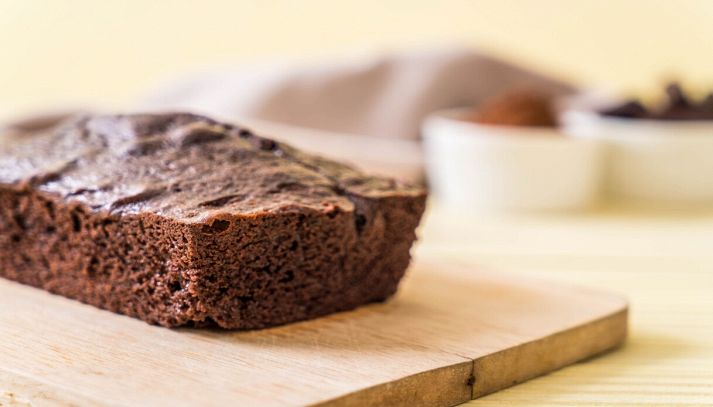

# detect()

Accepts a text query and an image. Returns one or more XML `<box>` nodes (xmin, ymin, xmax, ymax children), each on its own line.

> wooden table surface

<box><xmin>2</xmin><ymin>116</ymin><xmax>711</xmax><ymax>405</ymax></box>
<box><xmin>417</xmin><ymin>203</ymin><xmax>713</xmax><ymax>406</ymax></box>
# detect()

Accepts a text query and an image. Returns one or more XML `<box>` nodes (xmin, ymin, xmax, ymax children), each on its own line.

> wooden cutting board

<box><xmin>0</xmin><ymin>260</ymin><xmax>627</xmax><ymax>407</ymax></box>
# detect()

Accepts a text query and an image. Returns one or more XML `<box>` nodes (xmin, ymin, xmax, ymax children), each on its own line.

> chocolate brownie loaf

<box><xmin>0</xmin><ymin>113</ymin><xmax>426</xmax><ymax>329</ymax></box>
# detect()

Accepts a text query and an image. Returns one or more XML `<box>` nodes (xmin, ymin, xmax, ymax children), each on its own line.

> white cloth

<box><xmin>140</xmin><ymin>47</ymin><xmax>573</xmax><ymax>140</ymax></box>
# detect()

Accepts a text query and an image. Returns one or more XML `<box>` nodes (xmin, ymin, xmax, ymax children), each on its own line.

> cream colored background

<box><xmin>1</xmin><ymin>0</ymin><xmax>712</xmax><ymax>121</ymax></box>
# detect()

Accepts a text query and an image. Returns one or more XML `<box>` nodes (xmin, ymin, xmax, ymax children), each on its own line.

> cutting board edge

<box><xmin>312</xmin><ymin>298</ymin><xmax>628</xmax><ymax>407</ymax></box>
<box><xmin>0</xmin><ymin>262</ymin><xmax>630</xmax><ymax>407</ymax></box>
<box><xmin>472</xmin><ymin>305</ymin><xmax>629</xmax><ymax>399</ymax></box>
<box><xmin>312</xmin><ymin>359</ymin><xmax>474</xmax><ymax>407</ymax></box>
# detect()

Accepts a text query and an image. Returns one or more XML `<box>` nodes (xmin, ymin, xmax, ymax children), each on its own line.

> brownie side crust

<box><xmin>0</xmin><ymin>113</ymin><xmax>426</xmax><ymax>329</ymax></box>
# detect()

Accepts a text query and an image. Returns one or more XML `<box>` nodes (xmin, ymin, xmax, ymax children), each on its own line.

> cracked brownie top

<box><xmin>0</xmin><ymin>113</ymin><xmax>424</xmax><ymax>223</ymax></box>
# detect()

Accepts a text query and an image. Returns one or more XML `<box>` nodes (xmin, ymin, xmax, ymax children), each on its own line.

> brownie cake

<box><xmin>0</xmin><ymin>113</ymin><xmax>426</xmax><ymax>329</ymax></box>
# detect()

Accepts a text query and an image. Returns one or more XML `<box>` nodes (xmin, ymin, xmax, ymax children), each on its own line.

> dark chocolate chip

<box><xmin>665</xmin><ymin>83</ymin><xmax>690</xmax><ymax>108</ymax></box>
<box><xmin>601</xmin><ymin>101</ymin><xmax>648</xmax><ymax>118</ymax></box>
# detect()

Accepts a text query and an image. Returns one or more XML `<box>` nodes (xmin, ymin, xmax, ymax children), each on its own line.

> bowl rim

<box><xmin>424</xmin><ymin>107</ymin><xmax>566</xmax><ymax>139</ymax></box>
<box><xmin>562</xmin><ymin>108</ymin><xmax>713</xmax><ymax>129</ymax></box>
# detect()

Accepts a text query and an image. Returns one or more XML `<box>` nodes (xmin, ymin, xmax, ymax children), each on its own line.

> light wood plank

<box><xmin>419</xmin><ymin>204</ymin><xmax>713</xmax><ymax>406</ymax></box>
<box><xmin>0</xmin><ymin>258</ymin><xmax>626</xmax><ymax>406</ymax></box>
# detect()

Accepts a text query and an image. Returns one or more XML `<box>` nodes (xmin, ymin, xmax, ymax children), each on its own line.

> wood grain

<box><xmin>0</xmin><ymin>256</ymin><xmax>626</xmax><ymax>406</ymax></box>
<box><xmin>421</xmin><ymin>203</ymin><xmax>713</xmax><ymax>406</ymax></box>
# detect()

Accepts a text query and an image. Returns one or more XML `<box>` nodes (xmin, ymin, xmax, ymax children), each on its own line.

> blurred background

<box><xmin>2</xmin><ymin>3</ymin><xmax>713</xmax><ymax>405</ymax></box>
<box><xmin>6</xmin><ymin>0</ymin><xmax>713</xmax><ymax>207</ymax></box>
<box><xmin>1</xmin><ymin>0</ymin><xmax>713</xmax><ymax>119</ymax></box>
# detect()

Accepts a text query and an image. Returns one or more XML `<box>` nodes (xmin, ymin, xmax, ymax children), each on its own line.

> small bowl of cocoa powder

<box><xmin>423</xmin><ymin>89</ymin><xmax>604</xmax><ymax>212</ymax></box>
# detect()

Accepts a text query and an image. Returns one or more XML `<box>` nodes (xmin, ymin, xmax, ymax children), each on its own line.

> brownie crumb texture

<box><xmin>0</xmin><ymin>113</ymin><xmax>426</xmax><ymax>329</ymax></box>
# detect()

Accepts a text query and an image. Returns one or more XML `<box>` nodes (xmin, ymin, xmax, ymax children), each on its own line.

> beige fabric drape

<box><xmin>141</xmin><ymin>47</ymin><xmax>573</xmax><ymax>140</ymax></box>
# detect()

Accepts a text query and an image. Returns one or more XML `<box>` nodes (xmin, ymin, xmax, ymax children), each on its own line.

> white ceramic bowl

<box><xmin>563</xmin><ymin>110</ymin><xmax>713</xmax><ymax>205</ymax></box>
<box><xmin>423</xmin><ymin>110</ymin><xmax>604</xmax><ymax>211</ymax></box>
